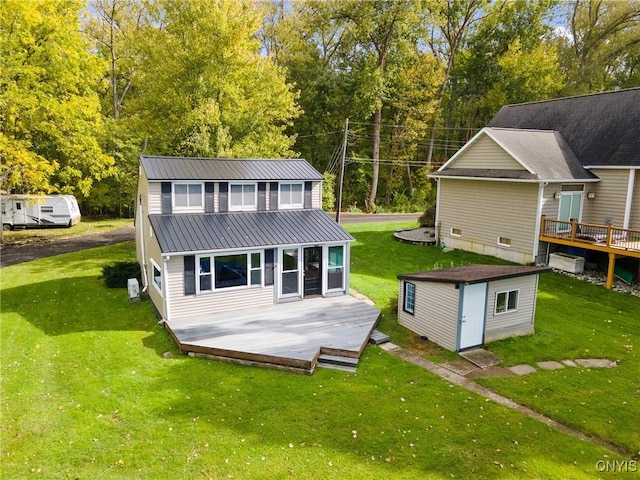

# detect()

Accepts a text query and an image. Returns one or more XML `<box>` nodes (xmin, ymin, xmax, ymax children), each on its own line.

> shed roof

<box><xmin>432</xmin><ymin>127</ymin><xmax>598</xmax><ymax>182</ymax></box>
<box><xmin>397</xmin><ymin>265</ymin><xmax>550</xmax><ymax>285</ymax></box>
<box><xmin>488</xmin><ymin>88</ymin><xmax>640</xmax><ymax>168</ymax></box>
<box><xmin>149</xmin><ymin>209</ymin><xmax>353</xmax><ymax>254</ymax></box>
<box><xmin>140</xmin><ymin>156</ymin><xmax>323</xmax><ymax>181</ymax></box>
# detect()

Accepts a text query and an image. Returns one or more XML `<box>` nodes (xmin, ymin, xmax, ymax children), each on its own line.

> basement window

<box><xmin>451</xmin><ymin>228</ymin><xmax>462</xmax><ymax>237</ymax></box>
<box><xmin>497</xmin><ymin>236</ymin><xmax>512</xmax><ymax>247</ymax></box>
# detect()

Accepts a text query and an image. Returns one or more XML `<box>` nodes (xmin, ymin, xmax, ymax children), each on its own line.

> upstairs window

<box><xmin>279</xmin><ymin>183</ymin><xmax>304</xmax><ymax>209</ymax></box>
<box><xmin>174</xmin><ymin>183</ymin><xmax>203</xmax><ymax>211</ymax></box>
<box><xmin>229</xmin><ymin>183</ymin><xmax>257</xmax><ymax>211</ymax></box>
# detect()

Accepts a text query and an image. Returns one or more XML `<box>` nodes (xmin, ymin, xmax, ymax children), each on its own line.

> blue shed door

<box><xmin>459</xmin><ymin>283</ymin><xmax>487</xmax><ymax>350</ymax></box>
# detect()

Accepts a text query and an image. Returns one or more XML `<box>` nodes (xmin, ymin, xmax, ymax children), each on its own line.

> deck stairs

<box><xmin>369</xmin><ymin>329</ymin><xmax>390</xmax><ymax>345</ymax></box>
<box><xmin>316</xmin><ymin>354</ymin><xmax>359</xmax><ymax>372</ymax></box>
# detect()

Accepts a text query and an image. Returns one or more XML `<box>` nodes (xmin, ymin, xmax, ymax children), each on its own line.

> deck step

<box><xmin>317</xmin><ymin>354</ymin><xmax>359</xmax><ymax>367</ymax></box>
<box><xmin>316</xmin><ymin>362</ymin><xmax>357</xmax><ymax>373</ymax></box>
<box><xmin>369</xmin><ymin>330</ymin><xmax>390</xmax><ymax>345</ymax></box>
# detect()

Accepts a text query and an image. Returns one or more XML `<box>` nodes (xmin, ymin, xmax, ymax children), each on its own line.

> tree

<box><xmin>130</xmin><ymin>0</ymin><xmax>300</xmax><ymax>158</ymax></box>
<box><xmin>0</xmin><ymin>0</ymin><xmax>113</xmax><ymax>196</ymax></box>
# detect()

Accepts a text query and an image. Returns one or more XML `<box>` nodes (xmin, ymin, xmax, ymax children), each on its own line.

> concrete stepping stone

<box><xmin>562</xmin><ymin>359</ymin><xmax>577</xmax><ymax>367</ymax></box>
<box><xmin>575</xmin><ymin>358</ymin><xmax>616</xmax><ymax>368</ymax></box>
<box><xmin>509</xmin><ymin>364</ymin><xmax>537</xmax><ymax>375</ymax></box>
<box><xmin>440</xmin><ymin>359</ymin><xmax>479</xmax><ymax>376</ymax></box>
<box><xmin>460</xmin><ymin>348</ymin><xmax>501</xmax><ymax>368</ymax></box>
<box><xmin>536</xmin><ymin>361</ymin><xmax>565</xmax><ymax>370</ymax></box>
<box><xmin>482</xmin><ymin>366</ymin><xmax>516</xmax><ymax>377</ymax></box>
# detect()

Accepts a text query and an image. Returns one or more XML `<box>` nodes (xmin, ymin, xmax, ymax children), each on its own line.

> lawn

<box><xmin>1</xmin><ymin>224</ymin><xmax>637</xmax><ymax>479</ymax></box>
<box><xmin>1</xmin><ymin>218</ymin><xmax>133</xmax><ymax>245</ymax></box>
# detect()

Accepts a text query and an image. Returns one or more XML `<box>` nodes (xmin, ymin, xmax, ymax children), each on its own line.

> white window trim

<box><xmin>450</xmin><ymin>227</ymin><xmax>462</xmax><ymax>237</ymax></box>
<box><xmin>278</xmin><ymin>182</ymin><xmax>304</xmax><ymax>209</ymax></box>
<box><xmin>196</xmin><ymin>250</ymin><xmax>263</xmax><ymax>294</ymax></box>
<box><xmin>150</xmin><ymin>258</ymin><xmax>163</xmax><ymax>295</ymax></box>
<box><xmin>494</xmin><ymin>289</ymin><xmax>519</xmax><ymax>315</ymax></box>
<box><xmin>173</xmin><ymin>181</ymin><xmax>204</xmax><ymax>212</ymax></box>
<box><xmin>403</xmin><ymin>282</ymin><xmax>416</xmax><ymax>315</ymax></box>
<box><xmin>229</xmin><ymin>182</ymin><xmax>258</xmax><ymax>211</ymax></box>
<box><xmin>497</xmin><ymin>236</ymin><xmax>512</xmax><ymax>247</ymax></box>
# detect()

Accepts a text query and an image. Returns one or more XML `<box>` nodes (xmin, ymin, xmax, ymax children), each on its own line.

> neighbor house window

<box><xmin>403</xmin><ymin>282</ymin><xmax>416</xmax><ymax>314</ymax></box>
<box><xmin>229</xmin><ymin>183</ymin><xmax>257</xmax><ymax>210</ymax></box>
<box><xmin>197</xmin><ymin>251</ymin><xmax>262</xmax><ymax>292</ymax></box>
<box><xmin>327</xmin><ymin>245</ymin><xmax>344</xmax><ymax>290</ymax></box>
<box><xmin>174</xmin><ymin>182</ymin><xmax>203</xmax><ymax>210</ymax></box>
<box><xmin>451</xmin><ymin>228</ymin><xmax>461</xmax><ymax>237</ymax></box>
<box><xmin>151</xmin><ymin>259</ymin><xmax>162</xmax><ymax>293</ymax></box>
<box><xmin>497</xmin><ymin>236</ymin><xmax>511</xmax><ymax>247</ymax></box>
<box><xmin>495</xmin><ymin>289</ymin><xmax>518</xmax><ymax>314</ymax></box>
<box><xmin>279</xmin><ymin>183</ymin><xmax>304</xmax><ymax>209</ymax></box>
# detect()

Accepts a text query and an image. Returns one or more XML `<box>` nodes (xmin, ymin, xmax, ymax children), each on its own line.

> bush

<box><xmin>101</xmin><ymin>261</ymin><xmax>141</xmax><ymax>288</ymax></box>
<box><xmin>389</xmin><ymin>294</ymin><xmax>398</xmax><ymax>314</ymax></box>
<box><xmin>418</xmin><ymin>204</ymin><xmax>436</xmax><ymax>227</ymax></box>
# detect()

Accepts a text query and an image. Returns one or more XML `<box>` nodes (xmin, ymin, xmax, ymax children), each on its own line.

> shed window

<box><xmin>174</xmin><ymin>183</ymin><xmax>203</xmax><ymax>210</ymax></box>
<box><xmin>403</xmin><ymin>282</ymin><xmax>416</xmax><ymax>315</ymax></box>
<box><xmin>495</xmin><ymin>289</ymin><xmax>518</xmax><ymax>314</ymax></box>
<box><xmin>229</xmin><ymin>183</ymin><xmax>257</xmax><ymax>210</ymax></box>
<box><xmin>197</xmin><ymin>251</ymin><xmax>262</xmax><ymax>293</ymax></box>
<box><xmin>279</xmin><ymin>183</ymin><xmax>304</xmax><ymax>209</ymax></box>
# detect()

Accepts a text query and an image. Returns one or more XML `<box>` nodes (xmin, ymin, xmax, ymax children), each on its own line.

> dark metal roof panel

<box><xmin>150</xmin><ymin>210</ymin><xmax>353</xmax><ymax>253</ymax></box>
<box><xmin>140</xmin><ymin>156</ymin><xmax>323</xmax><ymax>181</ymax></box>
<box><xmin>397</xmin><ymin>265</ymin><xmax>551</xmax><ymax>284</ymax></box>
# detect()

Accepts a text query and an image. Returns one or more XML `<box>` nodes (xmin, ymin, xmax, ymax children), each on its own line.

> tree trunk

<box><xmin>368</xmin><ymin>107</ymin><xmax>382</xmax><ymax>210</ymax></box>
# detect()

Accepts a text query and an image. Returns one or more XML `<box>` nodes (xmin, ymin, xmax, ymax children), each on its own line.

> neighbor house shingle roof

<box><xmin>149</xmin><ymin>210</ymin><xmax>353</xmax><ymax>254</ymax></box>
<box><xmin>488</xmin><ymin>88</ymin><xmax>640</xmax><ymax>167</ymax></box>
<box><xmin>141</xmin><ymin>156</ymin><xmax>323</xmax><ymax>181</ymax></box>
<box><xmin>397</xmin><ymin>265</ymin><xmax>550</xmax><ymax>284</ymax></box>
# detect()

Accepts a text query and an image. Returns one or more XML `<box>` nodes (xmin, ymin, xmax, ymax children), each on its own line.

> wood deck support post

<box><xmin>606</xmin><ymin>223</ymin><xmax>614</xmax><ymax>247</ymax></box>
<box><xmin>606</xmin><ymin>252</ymin><xmax>616</xmax><ymax>289</ymax></box>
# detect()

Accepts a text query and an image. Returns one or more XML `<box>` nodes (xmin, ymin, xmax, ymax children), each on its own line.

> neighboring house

<box><xmin>430</xmin><ymin>88</ymin><xmax>640</xmax><ymax>286</ymax></box>
<box><xmin>397</xmin><ymin>265</ymin><xmax>550</xmax><ymax>351</ymax></box>
<box><xmin>135</xmin><ymin>156</ymin><xmax>354</xmax><ymax>322</ymax></box>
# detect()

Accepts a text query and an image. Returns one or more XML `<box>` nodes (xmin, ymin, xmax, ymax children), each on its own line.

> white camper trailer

<box><xmin>1</xmin><ymin>195</ymin><xmax>81</xmax><ymax>230</ymax></box>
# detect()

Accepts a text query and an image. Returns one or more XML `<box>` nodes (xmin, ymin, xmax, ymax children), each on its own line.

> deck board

<box><xmin>166</xmin><ymin>295</ymin><xmax>381</xmax><ymax>372</ymax></box>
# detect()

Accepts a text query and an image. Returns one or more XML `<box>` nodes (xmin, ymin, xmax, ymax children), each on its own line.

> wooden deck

<box><xmin>539</xmin><ymin>217</ymin><xmax>640</xmax><ymax>288</ymax></box>
<box><xmin>165</xmin><ymin>295</ymin><xmax>381</xmax><ymax>374</ymax></box>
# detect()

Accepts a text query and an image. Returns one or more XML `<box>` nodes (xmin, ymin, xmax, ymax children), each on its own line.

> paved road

<box><xmin>0</xmin><ymin>213</ymin><xmax>420</xmax><ymax>268</ymax></box>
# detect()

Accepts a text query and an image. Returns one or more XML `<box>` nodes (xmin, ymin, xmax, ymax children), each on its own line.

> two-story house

<box><xmin>135</xmin><ymin>156</ymin><xmax>379</xmax><ymax>372</ymax></box>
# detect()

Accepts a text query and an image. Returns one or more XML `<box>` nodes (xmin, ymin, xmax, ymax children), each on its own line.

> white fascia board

<box><xmin>436</xmin><ymin>128</ymin><xmax>486</xmax><ymax>171</ymax></box>
<box><xmin>584</xmin><ymin>165</ymin><xmax>640</xmax><ymax>170</ymax></box>
<box><xmin>482</xmin><ymin>128</ymin><xmax>537</xmax><ymax>175</ymax></box>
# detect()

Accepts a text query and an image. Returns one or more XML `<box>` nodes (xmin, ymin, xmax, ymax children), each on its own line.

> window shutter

<box><xmin>304</xmin><ymin>181</ymin><xmax>312</xmax><ymax>209</ymax></box>
<box><xmin>219</xmin><ymin>182</ymin><xmax>228</xmax><ymax>213</ymax></box>
<box><xmin>269</xmin><ymin>182</ymin><xmax>278</xmax><ymax>210</ymax></box>
<box><xmin>161</xmin><ymin>182</ymin><xmax>172</xmax><ymax>214</ymax></box>
<box><xmin>258</xmin><ymin>182</ymin><xmax>267</xmax><ymax>211</ymax></box>
<box><xmin>264</xmin><ymin>249</ymin><xmax>274</xmax><ymax>286</ymax></box>
<box><xmin>205</xmin><ymin>182</ymin><xmax>215</xmax><ymax>213</ymax></box>
<box><xmin>184</xmin><ymin>256</ymin><xmax>196</xmax><ymax>295</ymax></box>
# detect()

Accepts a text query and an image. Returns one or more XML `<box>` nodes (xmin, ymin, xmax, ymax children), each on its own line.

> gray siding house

<box><xmin>397</xmin><ymin>265</ymin><xmax>549</xmax><ymax>351</ymax></box>
<box><xmin>136</xmin><ymin>156</ymin><xmax>353</xmax><ymax>322</ymax></box>
<box><xmin>431</xmin><ymin>88</ymin><xmax>640</xmax><ymax>267</ymax></box>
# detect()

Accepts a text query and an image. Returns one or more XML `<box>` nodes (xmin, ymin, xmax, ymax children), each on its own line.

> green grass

<box><xmin>1</xmin><ymin>218</ymin><xmax>133</xmax><ymax>245</ymax></box>
<box><xmin>1</xmin><ymin>226</ymin><xmax>637</xmax><ymax>478</ymax></box>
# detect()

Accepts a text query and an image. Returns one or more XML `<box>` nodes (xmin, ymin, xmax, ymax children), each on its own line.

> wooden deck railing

<box><xmin>539</xmin><ymin>216</ymin><xmax>640</xmax><ymax>254</ymax></box>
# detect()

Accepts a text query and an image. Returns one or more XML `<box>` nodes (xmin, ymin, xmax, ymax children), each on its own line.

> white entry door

<box><xmin>459</xmin><ymin>283</ymin><xmax>487</xmax><ymax>350</ymax></box>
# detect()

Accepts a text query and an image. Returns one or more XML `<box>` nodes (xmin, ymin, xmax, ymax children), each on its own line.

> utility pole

<box><xmin>336</xmin><ymin>118</ymin><xmax>349</xmax><ymax>224</ymax></box>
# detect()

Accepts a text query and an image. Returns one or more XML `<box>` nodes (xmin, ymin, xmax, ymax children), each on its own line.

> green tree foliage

<box><xmin>130</xmin><ymin>0</ymin><xmax>300</xmax><ymax>158</ymax></box>
<box><xmin>0</xmin><ymin>0</ymin><xmax>113</xmax><ymax>197</ymax></box>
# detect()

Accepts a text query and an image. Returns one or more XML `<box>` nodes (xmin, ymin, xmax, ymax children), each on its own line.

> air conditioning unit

<box><xmin>127</xmin><ymin>278</ymin><xmax>140</xmax><ymax>302</ymax></box>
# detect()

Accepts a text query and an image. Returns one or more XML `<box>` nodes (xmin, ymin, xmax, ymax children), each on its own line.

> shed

<box><xmin>397</xmin><ymin>265</ymin><xmax>550</xmax><ymax>351</ymax></box>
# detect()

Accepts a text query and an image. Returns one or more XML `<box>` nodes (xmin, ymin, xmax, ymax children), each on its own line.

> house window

<box><xmin>495</xmin><ymin>289</ymin><xmax>519</xmax><ymax>314</ymax></box>
<box><xmin>451</xmin><ymin>228</ymin><xmax>461</xmax><ymax>237</ymax></box>
<box><xmin>327</xmin><ymin>245</ymin><xmax>344</xmax><ymax>290</ymax></box>
<box><xmin>497</xmin><ymin>236</ymin><xmax>511</xmax><ymax>247</ymax></box>
<box><xmin>174</xmin><ymin>183</ymin><xmax>203</xmax><ymax>210</ymax></box>
<box><xmin>197</xmin><ymin>251</ymin><xmax>262</xmax><ymax>292</ymax></box>
<box><xmin>229</xmin><ymin>183</ymin><xmax>257</xmax><ymax>210</ymax></box>
<box><xmin>279</xmin><ymin>183</ymin><xmax>304</xmax><ymax>209</ymax></box>
<box><xmin>403</xmin><ymin>282</ymin><xmax>416</xmax><ymax>314</ymax></box>
<box><xmin>151</xmin><ymin>259</ymin><xmax>162</xmax><ymax>293</ymax></box>
<box><xmin>281</xmin><ymin>248</ymin><xmax>299</xmax><ymax>295</ymax></box>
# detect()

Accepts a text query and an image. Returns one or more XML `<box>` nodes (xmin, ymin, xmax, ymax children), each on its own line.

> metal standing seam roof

<box><xmin>149</xmin><ymin>209</ymin><xmax>354</xmax><ymax>254</ymax></box>
<box><xmin>140</xmin><ymin>156</ymin><xmax>323</xmax><ymax>181</ymax></box>
<box><xmin>397</xmin><ymin>265</ymin><xmax>551</xmax><ymax>285</ymax></box>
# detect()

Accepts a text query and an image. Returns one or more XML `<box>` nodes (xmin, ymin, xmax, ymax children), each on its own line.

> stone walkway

<box><xmin>377</xmin><ymin>342</ymin><xmax>627</xmax><ymax>456</ymax></box>
<box><xmin>393</xmin><ymin>226</ymin><xmax>436</xmax><ymax>245</ymax></box>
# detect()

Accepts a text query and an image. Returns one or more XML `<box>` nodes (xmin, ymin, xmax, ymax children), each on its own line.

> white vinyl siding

<box><xmin>450</xmin><ymin>134</ymin><xmax>526</xmax><ymax>170</ymax></box>
<box><xmin>397</xmin><ymin>281</ymin><xmax>459</xmax><ymax>351</ymax></box>
<box><xmin>312</xmin><ymin>181</ymin><xmax>322</xmax><ymax>209</ymax></box>
<box><xmin>485</xmin><ymin>276</ymin><xmax>537</xmax><ymax>342</ymax></box>
<box><xmin>145</xmin><ymin>236</ymin><xmax>165</xmax><ymax>318</ymax></box>
<box><xmin>438</xmin><ymin>178</ymin><xmax>539</xmax><ymax>263</ymax></box>
<box><xmin>166</xmin><ymin>256</ymin><xmax>274</xmax><ymax>318</ymax></box>
<box><xmin>148</xmin><ymin>182</ymin><xmax>162</xmax><ymax>215</ymax></box>
<box><xmin>588</xmin><ymin>169</ymin><xmax>632</xmax><ymax>226</ymax></box>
